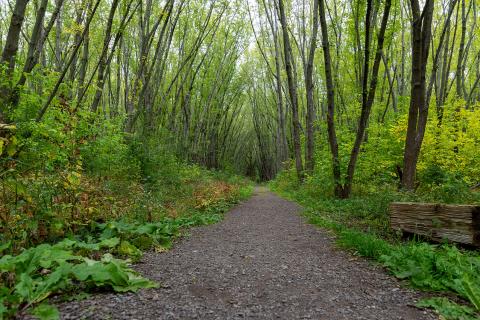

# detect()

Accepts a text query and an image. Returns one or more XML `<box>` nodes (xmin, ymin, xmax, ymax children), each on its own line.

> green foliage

<box><xmin>337</xmin><ymin>229</ymin><xmax>393</xmax><ymax>260</ymax></box>
<box><xmin>1</xmin><ymin>100</ymin><xmax>252</xmax><ymax>318</ymax></box>
<box><xmin>31</xmin><ymin>303</ymin><xmax>60</xmax><ymax>320</ymax></box>
<box><xmin>95</xmin><ymin>213</ymin><xmax>224</xmax><ymax>252</ymax></box>
<box><xmin>292</xmin><ymin>100</ymin><xmax>480</xmax><ymax>204</ymax></box>
<box><xmin>417</xmin><ymin>298</ymin><xmax>479</xmax><ymax>320</ymax></box>
<box><xmin>0</xmin><ymin>178</ymin><xmax>252</xmax><ymax>318</ymax></box>
<box><xmin>80</xmin><ymin>118</ymin><xmax>141</xmax><ymax>181</ymax></box>
<box><xmin>0</xmin><ymin>241</ymin><xmax>156</xmax><ymax>319</ymax></box>
<box><xmin>0</xmin><ymin>109</ymin><xmax>144</xmax><ymax>250</ymax></box>
<box><xmin>379</xmin><ymin>244</ymin><xmax>480</xmax><ymax>298</ymax></box>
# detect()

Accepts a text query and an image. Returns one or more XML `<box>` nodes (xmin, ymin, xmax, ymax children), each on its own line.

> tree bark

<box><xmin>69</xmin><ymin>8</ymin><xmax>85</xmax><ymax>85</ymax></box>
<box><xmin>1</xmin><ymin>0</ymin><xmax>29</xmax><ymax>72</ymax></box>
<box><xmin>0</xmin><ymin>0</ymin><xmax>30</xmax><ymax>122</ymax></box>
<box><xmin>91</xmin><ymin>0</ymin><xmax>120</xmax><ymax>112</ymax></box>
<box><xmin>260</xmin><ymin>0</ymin><xmax>288</xmax><ymax>167</ymax></box>
<box><xmin>402</xmin><ymin>0</ymin><xmax>435</xmax><ymax>190</ymax></box>
<box><xmin>456</xmin><ymin>0</ymin><xmax>466</xmax><ymax>99</ymax></box>
<box><xmin>342</xmin><ymin>0</ymin><xmax>391</xmax><ymax>198</ymax></box>
<box><xmin>304</xmin><ymin>0</ymin><xmax>319</xmax><ymax>174</ymax></box>
<box><xmin>318</xmin><ymin>0</ymin><xmax>341</xmax><ymax>196</ymax></box>
<box><xmin>16</xmin><ymin>0</ymin><xmax>64</xmax><ymax>90</ymax></box>
<box><xmin>277</xmin><ymin>0</ymin><xmax>304</xmax><ymax>181</ymax></box>
<box><xmin>8</xmin><ymin>0</ymin><xmax>48</xmax><ymax>106</ymax></box>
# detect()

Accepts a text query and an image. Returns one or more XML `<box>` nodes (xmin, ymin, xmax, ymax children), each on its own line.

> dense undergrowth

<box><xmin>0</xmin><ymin>110</ymin><xmax>252</xmax><ymax>319</ymax></box>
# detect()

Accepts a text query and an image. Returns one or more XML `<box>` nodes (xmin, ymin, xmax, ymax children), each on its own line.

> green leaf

<box><xmin>31</xmin><ymin>303</ymin><xmax>60</xmax><ymax>320</ymax></box>
<box><xmin>71</xmin><ymin>260</ymin><xmax>128</xmax><ymax>287</ymax></box>
<box><xmin>417</xmin><ymin>297</ymin><xmax>478</xmax><ymax>320</ymax></box>
<box><xmin>463</xmin><ymin>276</ymin><xmax>480</xmax><ymax>311</ymax></box>
<box><xmin>99</xmin><ymin>237</ymin><xmax>120</xmax><ymax>249</ymax></box>
<box><xmin>0</xmin><ymin>254</ymin><xmax>14</xmax><ymax>271</ymax></box>
<box><xmin>15</xmin><ymin>273</ymin><xmax>34</xmax><ymax>300</ymax></box>
<box><xmin>118</xmin><ymin>241</ymin><xmax>142</xmax><ymax>260</ymax></box>
<box><xmin>0</xmin><ymin>298</ymin><xmax>9</xmax><ymax>318</ymax></box>
<box><xmin>6</xmin><ymin>136</ymin><xmax>18</xmax><ymax>156</ymax></box>
<box><xmin>30</xmin><ymin>262</ymin><xmax>72</xmax><ymax>304</ymax></box>
<box><xmin>38</xmin><ymin>247</ymin><xmax>81</xmax><ymax>269</ymax></box>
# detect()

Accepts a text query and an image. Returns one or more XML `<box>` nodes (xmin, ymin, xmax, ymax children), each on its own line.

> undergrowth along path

<box><xmin>56</xmin><ymin>187</ymin><xmax>435</xmax><ymax>319</ymax></box>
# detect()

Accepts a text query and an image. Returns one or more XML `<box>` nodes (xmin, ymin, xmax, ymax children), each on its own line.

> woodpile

<box><xmin>390</xmin><ymin>202</ymin><xmax>480</xmax><ymax>247</ymax></box>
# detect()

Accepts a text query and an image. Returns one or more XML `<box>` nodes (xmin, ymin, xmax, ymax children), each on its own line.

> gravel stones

<box><xmin>53</xmin><ymin>188</ymin><xmax>435</xmax><ymax>319</ymax></box>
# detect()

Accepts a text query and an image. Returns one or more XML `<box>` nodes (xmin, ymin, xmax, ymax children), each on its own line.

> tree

<box><xmin>0</xmin><ymin>0</ymin><xmax>30</xmax><ymax>122</ymax></box>
<box><xmin>304</xmin><ymin>0</ymin><xmax>319</xmax><ymax>174</ymax></box>
<box><xmin>402</xmin><ymin>0</ymin><xmax>435</xmax><ymax>190</ymax></box>
<box><xmin>318</xmin><ymin>0</ymin><xmax>342</xmax><ymax>196</ymax></box>
<box><xmin>277</xmin><ymin>0</ymin><xmax>304</xmax><ymax>181</ymax></box>
<box><xmin>342</xmin><ymin>0</ymin><xmax>392</xmax><ymax>198</ymax></box>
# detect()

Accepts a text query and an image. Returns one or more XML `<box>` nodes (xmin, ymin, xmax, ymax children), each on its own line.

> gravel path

<box><xmin>57</xmin><ymin>187</ymin><xmax>435</xmax><ymax>319</ymax></box>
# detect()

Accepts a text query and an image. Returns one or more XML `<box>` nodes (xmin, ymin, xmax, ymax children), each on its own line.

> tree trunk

<box><xmin>304</xmin><ymin>0</ymin><xmax>319</xmax><ymax>174</ymax></box>
<box><xmin>91</xmin><ymin>0</ymin><xmax>120</xmax><ymax>113</ymax></box>
<box><xmin>402</xmin><ymin>0</ymin><xmax>435</xmax><ymax>190</ymax></box>
<box><xmin>1</xmin><ymin>0</ymin><xmax>29</xmax><ymax>72</ymax></box>
<box><xmin>260</xmin><ymin>0</ymin><xmax>288</xmax><ymax>168</ymax></box>
<box><xmin>69</xmin><ymin>8</ymin><xmax>85</xmax><ymax>85</ymax></box>
<box><xmin>318</xmin><ymin>0</ymin><xmax>341</xmax><ymax>196</ymax></box>
<box><xmin>0</xmin><ymin>0</ymin><xmax>30</xmax><ymax>122</ymax></box>
<box><xmin>17</xmin><ymin>0</ymin><xmax>63</xmax><ymax>89</ymax></box>
<box><xmin>8</xmin><ymin>0</ymin><xmax>48</xmax><ymax>106</ymax></box>
<box><xmin>77</xmin><ymin>13</ymin><xmax>90</xmax><ymax>103</ymax></box>
<box><xmin>277</xmin><ymin>0</ymin><xmax>304</xmax><ymax>181</ymax></box>
<box><xmin>36</xmin><ymin>0</ymin><xmax>102</xmax><ymax>122</ymax></box>
<box><xmin>456</xmin><ymin>0</ymin><xmax>466</xmax><ymax>99</ymax></box>
<box><xmin>55</xmin><ymin>0</ymin><xmax>63</xmax><ymax>71</ymax></box>
<box><xmin>343</xmin><ymin>0</ymin><xmax>391</xmax><ymax>198</ymax></box>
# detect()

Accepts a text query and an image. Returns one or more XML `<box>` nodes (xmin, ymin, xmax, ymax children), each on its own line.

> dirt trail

<box><xmin>58</xmin><ymin>188</ymin><xmax>435</xmax><ymax>319</ymax></box>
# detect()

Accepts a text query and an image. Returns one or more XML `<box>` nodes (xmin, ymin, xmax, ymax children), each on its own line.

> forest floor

<box><xmin>52</xmin><ymin>187</ymin><xmax>436</xmax><ymax>319</ymax></box>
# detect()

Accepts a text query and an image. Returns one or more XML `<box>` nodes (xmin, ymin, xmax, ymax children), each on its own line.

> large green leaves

<box><xmin>71</xmin><ymin>258</ymin><xmax>156</xmax><ymax>292</ymax></box>
<box><xmin>0</xmin><ymin>194</ymin><xmax>236</xmax><ymax>318</ymax></box>
<box><xmin>31</xmin><ymin>304</ymin><xmax>60</xmax><ymax>320</ymax></box>
<box><xmin>0</xmin><ymin>240</ymin><xmax>156</xmax><ymax>318</ymax></box>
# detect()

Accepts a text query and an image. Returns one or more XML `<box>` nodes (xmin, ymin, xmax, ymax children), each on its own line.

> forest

<box><xmin>0</xmin><ymin>0</ymin><xmax>480</xmax><ymax>318</ymax></box>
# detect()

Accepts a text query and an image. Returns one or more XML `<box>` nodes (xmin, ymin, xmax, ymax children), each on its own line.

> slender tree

<box><xmin>304</xmin><ymin>0</ymin><xmax>319</xmax><ymax>174</ymax></box>
<box><xmin>402</xmin><ymin>0</ymin><xmax>435</xmax><ymax>190</ymax></box>
<box><xmin>0</xmin><ymin>0</ymin><xmax>30</xmax><ymax>122</ymax></box>
<box><xmin>277</xmin><ymin>0</ymin><xmax>304</xmax><ymax>181</ymax></box>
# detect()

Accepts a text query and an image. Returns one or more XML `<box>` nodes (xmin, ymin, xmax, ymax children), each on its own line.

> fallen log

<box><xmin>389</xmin><ymin>202</ymin><xmax>480</xmax><ymax>247</ymax></box>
